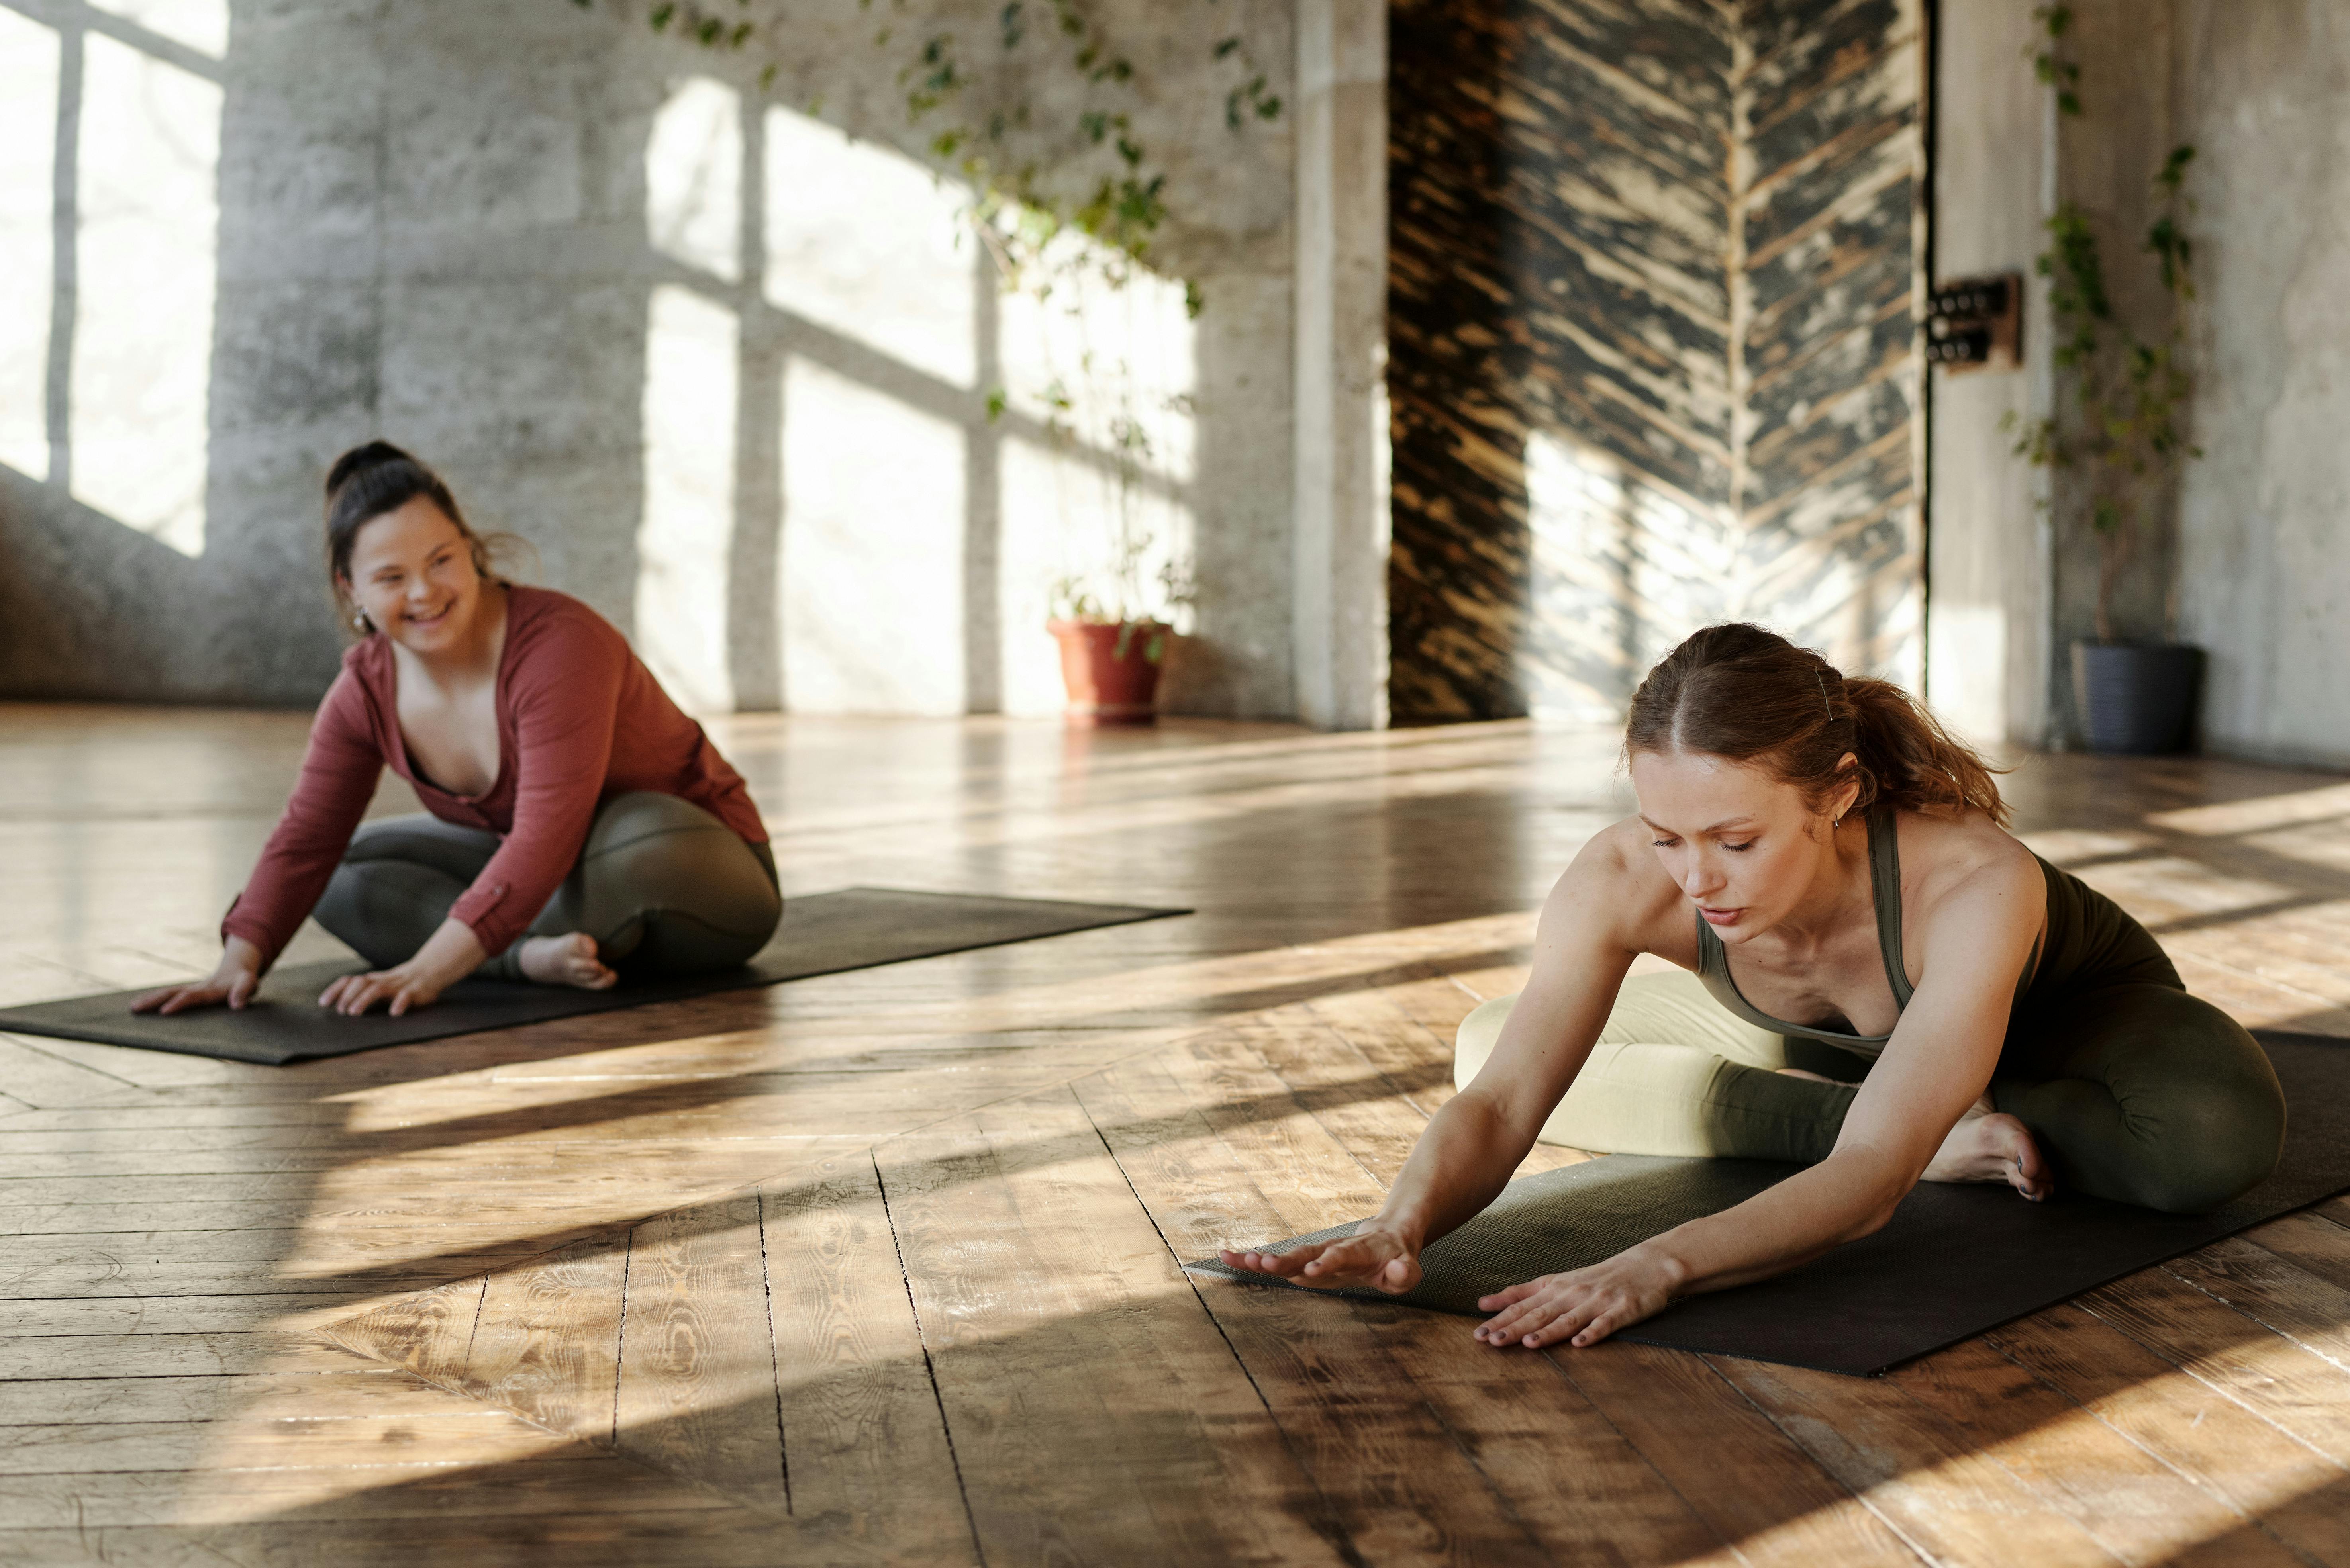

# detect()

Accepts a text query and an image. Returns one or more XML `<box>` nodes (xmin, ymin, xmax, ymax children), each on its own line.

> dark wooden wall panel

<box><xmin>1388</xmin><ymin>0</ymin><xmax>1925</xmax><ymax>722</ymax></box>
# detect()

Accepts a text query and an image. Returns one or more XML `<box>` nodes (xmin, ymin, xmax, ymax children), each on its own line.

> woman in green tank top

<box><xmin>1219</xmin><ymin>624</ymin><xmax>2286</xmax><ymax>1352</ymax></box>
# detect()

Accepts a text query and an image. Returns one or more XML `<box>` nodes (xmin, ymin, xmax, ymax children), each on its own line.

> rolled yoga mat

<box><xmin>1185</xmin><ymin>1030</ymin><xmax>2350</xmax><ymax>1376</ymax></box>
<box><xmin>0</xmin><ymin>887</ymin><xmax>1186</xmax><ymax>1066</ymax></box>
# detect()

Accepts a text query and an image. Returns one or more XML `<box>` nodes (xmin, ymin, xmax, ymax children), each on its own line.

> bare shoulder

<box><xmin>1897</xmin><ymin>807</ymin><xmax>2046</xmax><ymax>928</ymax></box>
<box><xmin>1541</xmin><ymin>816</ymin><xmax>1692</xmax><ymax>961</ymax></box>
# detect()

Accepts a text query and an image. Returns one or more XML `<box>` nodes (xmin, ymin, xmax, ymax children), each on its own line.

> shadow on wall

<box><xmin>0</xmin><ymin>0</ymin><xmax>1219</xmax><ymax>716</ymax></box>
<box><xmin>634</xmin><ymin>76</ymin><xmax>1203</xmax><ymax>719</ymax></box>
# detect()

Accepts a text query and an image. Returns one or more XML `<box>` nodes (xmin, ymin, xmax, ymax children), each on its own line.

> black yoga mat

<box><xmin>1186</xmin><ymin>1031</ymin><xmax>2350</xmax><ymax>1377</ymax></box>
<box><xmin>0</xmin><ymin>887</ymin><xmax>1186</xmax><ymax>1066</ymax></box>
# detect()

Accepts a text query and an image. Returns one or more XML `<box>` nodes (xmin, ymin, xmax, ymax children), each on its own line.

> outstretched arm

<box><xmin>1220</xmin><ymin>832</ymin><xmax>1647</xmax><ymax>1292</ymax></box>
<box><xmin>133</xmin><ymin>673</ymin><xmax>382</xmax><ymax>1016</ymax></box>
<box><xmin>1473</xmin><ymin>850</ymin><xmax>2046</xmax><ymax>1349</ymax></box>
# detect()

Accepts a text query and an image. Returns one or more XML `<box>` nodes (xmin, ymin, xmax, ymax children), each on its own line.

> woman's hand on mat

<box><xmin>132</xmin><ymin>941</ymin><xmax>265</xmax><ymax>1015</ymax></box>
<box><xmin>318</xmin><ymin>960</ymin><xmax>451</xmax><ymax>1018</ymax></box>
<box><xmin>1218</xmin><ymin>1223</ymin><xmax>1423</xmax><ymax>1294</ymax></box>
<box><xmin>316</xmin><ymin>919</ymin><xmax>486</xmax><ymax>1017</ymax></box>
<box><xmin>1473</xmin><ymin>1247</ymin><xmax>1681</xmax><ymax>1350</ymax></box>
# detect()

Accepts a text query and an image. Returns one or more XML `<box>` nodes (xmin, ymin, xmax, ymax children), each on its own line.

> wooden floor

<box><xmin>6</xmin><ymin>705</ymin><xmax>2350</xmax><ymax>1564</ymax></box>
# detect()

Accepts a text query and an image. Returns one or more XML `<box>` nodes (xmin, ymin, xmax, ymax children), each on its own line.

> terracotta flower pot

<box><xmin>1048</xmin><ymin>619</ymin><xmax>1168</xmax><ymax>725</ymax></box>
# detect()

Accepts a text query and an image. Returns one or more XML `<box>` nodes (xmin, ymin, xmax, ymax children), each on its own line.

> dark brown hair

<box><xmin>323</xmin><ymin>442</ymin><xmax>520</xmax><ymax>632</ymax></box>
<box><xmin>1625</xmin><ymin>623</ymin><xmax>2009</xmax><ymax>828</ymax></box>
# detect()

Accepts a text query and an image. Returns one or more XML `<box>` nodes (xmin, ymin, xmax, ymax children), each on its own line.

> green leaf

<box><xmin>1213</xmin><ymin>35</ymin><xmax>1241</xmax><ymax>59</ymax></box>
<box><xmin>1184</xmin><ymin>279</ymin><xmax>1204</xmax><ymax>319</ymax></box>
<box><xmin>1000</xmin><ymin>1</ymin><xmax>1024</xmax><ymax>47</ymax></box>
<box><xmin>649</xmin><ymin>2</ymin><xmax>674</xmax><ymax>31</ymax></box>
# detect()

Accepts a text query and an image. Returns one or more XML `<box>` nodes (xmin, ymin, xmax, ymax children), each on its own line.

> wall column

<box><xmin>1926</xmin><ymin>0</ymin><xmax>2056</xmax><ymax>748</ymax></box>
<box><xmin>1291</xmin><ymin>0</ymin><xmax>1388</xmax><ymax>731</ymax></box>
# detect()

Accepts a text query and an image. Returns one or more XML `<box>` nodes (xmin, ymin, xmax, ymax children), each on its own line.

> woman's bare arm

<box><xmin>1219</xmin><ymin>825</ymin><xmax>1661</xmax><ymax>1292</ymax></box>
<box><xmin>1473</xmin><ymin>848</ymin><xmax>2046</xmax><ymax>1348</ymax></box>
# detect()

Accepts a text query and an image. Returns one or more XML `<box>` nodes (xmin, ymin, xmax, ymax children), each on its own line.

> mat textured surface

<box><xmin>0</xmin><ymin>887</ymin><xmax>1186</xmax><ymax>1065</ymax></box>
<box><xmin>1187</xmin><ymin>1031</ymin><xmax>2350</xmax><ymax>1376</ymax></box>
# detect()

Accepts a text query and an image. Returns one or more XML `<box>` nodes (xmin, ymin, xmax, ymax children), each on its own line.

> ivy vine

<box><xmin>577</xmin><ymin>0</ymin><xmax>1283</xmax><ymax>300</ymax></box>
<box><xmin>2007</xmin><ymin>4</ymin><xmax>2200</xmax><ymax>643</ymax></box>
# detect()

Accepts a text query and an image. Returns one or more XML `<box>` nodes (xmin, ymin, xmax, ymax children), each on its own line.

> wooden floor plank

<box><xmin>0</xmin><ymin>1333</ymin><xmax>379</xmax><ymax>1380</ymax></box>
<box><xmin>1082</xmin><ymin>1042</ymin><xmax>1633</xmax><ymax>1567</ymax></box>
<box><xmin>316</xmin><ymin>1274</ymin><xmax>486</xmax><ymax>1389</ymax></box>
<box><xmin>1549</xmin><ymin>1342</ymin><xmax>1924</xmax><ymax>1568</ymax></box>
<box><xmin>0</xmin><ymin>1509</ymin><xmax>833</xmax><ymax>1567</ymax></box>
<box><xmin>1885</xmin><ymin>1337</ymin><xmax>2305</xmax><ymax>1566</ymax></box>
<box><xmin>0</xmin><ymin>1456</ymin><xmax>740</xmax><ymax>1529</ymax></box>
<box><xmin>0</xmin><ymin>1414</ymin><xmax>584</xmax><ymax>1477</ymax></box>
<box><xmin>2084</xmin><ymin>1263</ymin><xmax>2350</xmax><ymax>1461</ymax></box>
<box><xmin>449</xmin><ymin>1238</ymin><xmax>629</xmax><ymax>1443</ymax></box>
<box><xmin>613</xmin><ymin>1193</ymin><xmax>788</xmax><ymax>1512</ymax></box>
<box><xmin>877</xmin><ymin>1086</ymin><xmax>1349</xmax><ymax>1567</ymax></box>
<box><xmin>760</xmin><ymin>1153</ymin><xmax>975</xmax><ymax>1558</ymax></box>
<box><xmin>1987</xmin><ymin>1303</ymin><xmax>2350</xmax><ymax>1566</ymax></box>
<box><xmin>1709</xmin><ymin>1356</ymin><xmax>2129</xmax><ymax>1567</ymax></box>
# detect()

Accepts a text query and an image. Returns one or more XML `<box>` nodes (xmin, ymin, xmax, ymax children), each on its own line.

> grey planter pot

<box><xmin>2071</xmin><ymin>641</ymin><xmax>2205</xmax><ymax>755</ymax></box>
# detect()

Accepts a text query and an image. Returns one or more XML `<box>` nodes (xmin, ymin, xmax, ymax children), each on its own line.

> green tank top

<box><xmin>1693</xmin><ymin>804</ymin><xmax>2177</xmax><ymax>1058</ymax></box>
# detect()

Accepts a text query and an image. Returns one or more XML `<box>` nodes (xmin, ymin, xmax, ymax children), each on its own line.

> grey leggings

<box><xmin>314</xmin><ymin>791</ymin><xmax>782</xmax><ymax>982</ymax></box>
<box><xmin>1456</xmin><ymin>970</ymin><xmax>2285</xmax><ymax>1215</ymax></box>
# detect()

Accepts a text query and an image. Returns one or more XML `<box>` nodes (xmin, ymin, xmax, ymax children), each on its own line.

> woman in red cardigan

<box><xmin>135</xmin><ymin>442</ymin><xmax>782</xmax><ymax>1019</ymax></box>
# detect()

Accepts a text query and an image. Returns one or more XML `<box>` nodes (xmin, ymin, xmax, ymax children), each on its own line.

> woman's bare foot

<box><xmin>1924</xmin><ymin>1095</ymin><xmax>2052</xmax><ymax>1200</ymax></box>
<box><xmin>515</xmin><ymin>932</ymin><xmax>618</xmax><ymax>991</ymax></box>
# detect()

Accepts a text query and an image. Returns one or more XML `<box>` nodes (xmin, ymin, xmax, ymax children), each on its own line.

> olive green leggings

<box><xmin>1455</xmin><ymin>970</ymin><xmax>2286</xmax><ymax>1215</ymax></box>
<box><xmin>314</xmin><ymin>791</ymin><xmax>782</xmax><ymax>983</ymax></box>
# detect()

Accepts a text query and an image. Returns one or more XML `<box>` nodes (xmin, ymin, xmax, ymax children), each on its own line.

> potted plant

<box><xmin>983</xmin><ymin>207</ymin><xmax>1196</xmax><ymax>726</ymax></box>
<box><xmin>1048</xmin><ymin>594</ymin><xmax>1169</xmax><ymax>725</ymax></box>
<box><xmin>2011</xmin><ymin>9</ymin><xmax>2204</xmax><ymax>754</ymax></box>
<box><xmin>1047</xmin><ymin>556</ymin><xmax>1191</xmax><ymax>726</ymax></box>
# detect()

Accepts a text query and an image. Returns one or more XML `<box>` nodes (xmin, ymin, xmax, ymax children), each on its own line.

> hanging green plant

<box><xmin>573</xmin><ymin>0</ymin><xmax>1282</xmax><ymax>298</ymax></box>
<box><xmin>2005</xmin><ymin>4</ymin><xmax>2201</xmax><ymax>644</ymax></box>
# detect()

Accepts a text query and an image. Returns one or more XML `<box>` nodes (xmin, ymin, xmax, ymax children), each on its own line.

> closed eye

<box><xmin>1722</xmin><ymin>840</ymin><xmax>1756</xmax><ymax>852</ymax></box>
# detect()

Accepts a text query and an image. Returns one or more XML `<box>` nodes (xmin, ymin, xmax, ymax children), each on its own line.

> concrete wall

<box><xmin>2168</xmin><ymin>0</ymin><xmax>2350</xmax><ymax>768</ymax></box>
<box><xmin>0</xmin><ymin>0</ymin><xmax>1314</xmax><ymax>719</ymax></box>
<box><xmin>1931</xmin><ymin>0</ymin><xmax>2350</xmax><ymax>765</ymax></box>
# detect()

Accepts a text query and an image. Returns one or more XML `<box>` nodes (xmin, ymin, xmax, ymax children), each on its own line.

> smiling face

<box><xmin>1628</xmin><ymin>747</ymin><xmax>1859</xmax><ymax>942</ymax></box>
<box><xmin>337</xmin><ymin>495</ymin><xmax>487</xmax><ymax>656</ymax></box>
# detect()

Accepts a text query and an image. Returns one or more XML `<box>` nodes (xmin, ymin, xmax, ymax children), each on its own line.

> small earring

<box><xmin>351</xmin><ymin>609</ymin><xmax>374</xmax><ymax>634</ymax></box>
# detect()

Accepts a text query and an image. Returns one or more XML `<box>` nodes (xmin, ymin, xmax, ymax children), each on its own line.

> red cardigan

<box><xmin>224</xmin><ymin>586</ymin><xmax>767</xmax><ymax>969</ymax></box>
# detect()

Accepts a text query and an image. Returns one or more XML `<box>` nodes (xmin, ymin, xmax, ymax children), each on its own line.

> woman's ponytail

<box><xmin>1838</xmin><ymin>675</ymin><xmax>2010</xmax><ymax>827</ymax></box>
<box><xmin>1626</xmin><ymin>623</ymin><xmax>2009</xmax><ymax>828</ymax></box>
